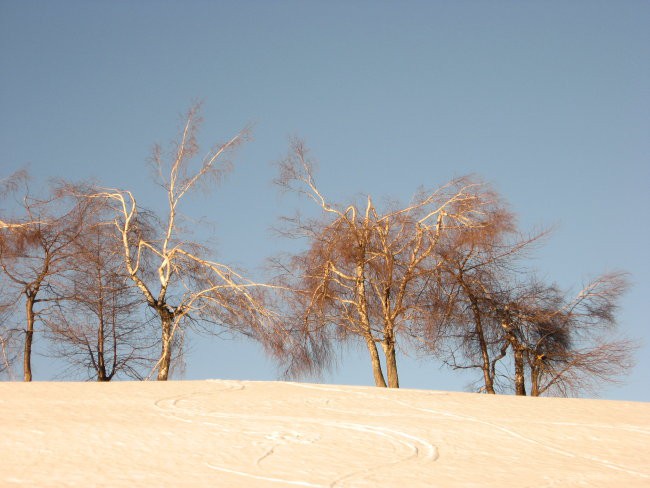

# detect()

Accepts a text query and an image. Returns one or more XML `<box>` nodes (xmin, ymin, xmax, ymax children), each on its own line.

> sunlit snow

<box><xmin>2</xmin><ymin>380</ymin><xmax>648</xmax><ymax>487</ymax></box>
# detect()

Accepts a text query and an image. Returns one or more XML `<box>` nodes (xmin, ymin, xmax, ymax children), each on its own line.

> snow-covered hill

<box><xmin>2</xmin><ymin>380</ymin><xmax>648</xmax><ymax>487</ymax></box>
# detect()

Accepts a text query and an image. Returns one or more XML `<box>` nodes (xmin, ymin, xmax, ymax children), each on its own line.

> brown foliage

<box><xmin>432</xmin><ymin>223</ymin><xmax>636</xmax><ymax>397</ymax></box>
<box><xmin>274</xmin><ymin>139</ymin><xmax>513</xmax><ymax>387</ymax></box>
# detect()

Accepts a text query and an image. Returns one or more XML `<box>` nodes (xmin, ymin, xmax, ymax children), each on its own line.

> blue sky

<box><xmin>1</xmin><ymin>1</ymin><xmax>648</xmax><ymax>400</ymax></box>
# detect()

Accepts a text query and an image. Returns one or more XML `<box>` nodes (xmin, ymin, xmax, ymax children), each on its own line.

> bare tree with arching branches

<box><xmin>501</xmin><ymin>272</ymin><xmax>636</xmax><ymax>397</ymax></box>
<box><xmin>427</xmin><ymin>207</ymin><xmax>543</xmax><ymax>394</ymax></box>
<box><xmin>0</xmin><ymin>180</ymin><xmax>93</xmax><ymax>381</ymax></box>
<box><xmin>274</xmin><ymin>139</ymin><xmax>509</xmax><ymax>387</ymax></box>
<box><xmin>91</xmin><ymin>105</ymin><xmax>282</xmax><ymax>380</ymax></box>
<box><xmin>433</xmin><ymin>229</ymin><xmax>636</xmax><ymax>397</ymax></box>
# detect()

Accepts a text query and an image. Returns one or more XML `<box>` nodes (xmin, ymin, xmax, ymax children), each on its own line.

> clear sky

<box><xmin>1</xmin><ymin>1</ymin><xmax>648</xmax><ymax>401</ymax></box>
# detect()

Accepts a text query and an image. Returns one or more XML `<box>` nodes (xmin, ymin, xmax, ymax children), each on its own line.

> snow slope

<box><xmin>1</xmin><ymin>380</ymin><xmax>648</xmax><ymax>487</ymax></box>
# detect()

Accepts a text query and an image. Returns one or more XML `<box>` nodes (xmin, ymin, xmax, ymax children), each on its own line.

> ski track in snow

<box><xmin>153</xmin><ymin>380</ymin><xmax>439</xmax><ymax>487</ymax></box>
<box><xmin>152</xmin><ymin>380</ymin><xmax>649</xmax><ymax>485</ymax></box>
<box><xmin>390</xmin><ymin>399</ymin><xmax>650</xmax><ymax>480</ymax></box>
<box><xmin>281</xmin><ymin>383</ymin><xmax>650</xmax><ymax>481</ymax></box>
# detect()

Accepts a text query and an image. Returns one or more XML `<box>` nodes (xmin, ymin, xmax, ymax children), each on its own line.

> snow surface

<box><xmin>1</xmin><ymin>380</ymin><xmax>648</xmax><ymax>487</ymax></box>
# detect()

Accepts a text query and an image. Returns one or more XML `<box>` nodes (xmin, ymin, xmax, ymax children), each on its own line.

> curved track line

<box><xmin>394</xmin><ymin>400</ymin><xmax>650</xmax><ymax>480</ymax></box>
<box><xmin>154</xmin><ymin>384</ymin><xmax>438</xmax><ymax>487</ymax></box>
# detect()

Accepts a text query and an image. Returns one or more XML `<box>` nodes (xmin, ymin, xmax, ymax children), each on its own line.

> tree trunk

<box><xmin>513</xmin><ymin>346</ymin><xmax>526</xmax><ymax>396</ymax></box>
<box><xmin>356</xmin><ymin>258</ymin><xmax>387</xmax><ymax>387</ymax></box>
<box><xmin>96</xmin><ymin>327</ymin><xmax>107</xmax><ymax>381</ymax></box>
<box><xmin>503</xmin><ymin>320</ymin><xmax>526</xmax><ymax>396</ymax></box>
<box><xmin>530</xmin><ymin>363</ymin><xmax>541</xmax><ymax>397</ymax></box>
<box><xmin>365</xmin><ymin>337</ymin><xmax>387</xmax><ymax>387</ymax></box>
<box><xmin>96</xmin><ymin>297</ymin><xmax>107</xmax><ymax>381</ymax></box>
<box><xmin>381</xmin><ymin>336</ymin><xmax>399</xmax><ymax>388</ymax></box>
<box><xmin>110</xmin><ymin>300</ymin><xmax>118</xmax><ymax>381</ymax></box>
<box><xmin>157</xmin><ymin>309</ymin><xmax>174</xmax><ymax>381</ymax></box>
<box><xmin>474</xmin><ymin>307</ymin><xmax>495</xmax><ymax>394</ymax></box>
<box><xmin>23</xmin><ymin>294</ymin><xmax>35</xmax><ymax>382</ymax></box>
<box><xmin>466</xmin><ymin>292</ymin><xmax>495</xmax><ymax>394</ymax></box>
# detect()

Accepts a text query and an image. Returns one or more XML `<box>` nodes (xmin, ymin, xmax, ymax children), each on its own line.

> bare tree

<box><xmin>502</xmin><ymin>273</ymin><xmax>635</xmax><ymax>397</ymax></box>
<box><xmin>429</xmin><ymin>211</ymin><xmax>541</xmax><ymax>394</ymax></box>
<box><xmin>274</xmin><ymin>140</ymin><xmax>505</xmax><ymax>387</ymax></box>
<box><xmin>435</xmin><ymin>235</ymin><xmax>636</xmax><ymax>397</ymax></box>
<box><xmin>92</xmin><ymin>105</ymin><xmax>280</xmax><ymax>380</ymax></box>
<box><xmin>0</xmin><ymin>181</ymin><xmax>91</xmax><ymax>381</ymax></box>
<box><xmin>43</xmin><ymin>195</ymin><xmax>157</xmax><ymax>381</ymax></box>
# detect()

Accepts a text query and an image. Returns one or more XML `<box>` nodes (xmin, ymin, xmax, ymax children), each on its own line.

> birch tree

<box><xmin>429</xmin><ymin>211</ymin><xmax>540</xmax><ymax>394</ymax></box>
<box><xmin>274</xmin><ymin>140</ymin><xmax>503</xmax><ymax>387</ymax></box>
<box><xmin>502</xmin><ymin>273</ymin><xmax>635</xmax><ymax>397</ymax></box>
<box><xmin>0</xmin><ymin>182</ymin><xmax>90</xmax><ymax>381</ymax></box>
<box><xmin>435</xmin><ymin>238</ymin><xmax>635</xmax><ymax>397</ymax></box>
<box><xmin>43</xmin><ymin>197</ymin><xmax>156</xmax><ymax>381</ymax></box>
<box><xmin>93</xmin><ymin>105</ymin><xmax>278</xmax><ymax>380</ymax></box>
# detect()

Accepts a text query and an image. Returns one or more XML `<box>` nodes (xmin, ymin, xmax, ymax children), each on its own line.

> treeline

<box><xmin>0</xmin><ymin>106</ymin><xmax>635</xmax><ymax>396</ymax></box>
